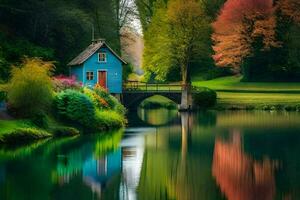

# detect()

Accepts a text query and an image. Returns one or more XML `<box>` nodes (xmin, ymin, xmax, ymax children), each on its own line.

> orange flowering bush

<box><xmin>83</xmin><ymin>88</ymin><xmax>109</xmax><ymax>109</ymax></box>
<box><xmin>83</xmin><ymin>86</ymin><xmax>126</xmax><ymax>115</ymax></box>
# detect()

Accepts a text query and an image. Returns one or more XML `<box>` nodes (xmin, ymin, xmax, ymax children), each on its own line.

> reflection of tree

<box><xmin>212</xmin><ymin>131</ymin><xmax>277</xmax><ymax>200</ymax></box>
<box><xmin>197</xmin><ymin>111</ymin><xmax>217</xmax><ymax>127</ymax></box>
<box><xmin>94</xmin><ymin>130</ymin><xmax>123</xmax><ymax>158</ymax></box>
<box><xmin>137</xmin><ymin>108</ymin><xmax>178</xmax><ymax>126</ymax></box>
<box><xmin>138</xmin><ymin>113</ymin><xmax>222</xmax><ymax>200</ymax></box>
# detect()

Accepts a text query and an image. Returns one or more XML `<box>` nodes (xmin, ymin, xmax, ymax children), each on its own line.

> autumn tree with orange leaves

<box><xmin>212</xmin><ymin>0</ymin><xmax>280</xmax><ymax>78</ymax></box>
<box><xmin>212</xmin><ymin>0</ymin><xmax>300</xmax><ymax>81</ymax></box>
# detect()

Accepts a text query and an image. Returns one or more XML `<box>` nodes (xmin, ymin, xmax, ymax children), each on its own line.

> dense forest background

<box><xmin>0</xmin><ymin>0</ymin><xmax>129</xmax><ymax>81</ymax></box>
<box><xmin>136</xmin><ymin>0</ymin><xmax>300</xmax><ymax>82</ymax></box>
<box><xmin>1</xmin><ymin>0</ymin><xmax>300</xmax><ymax>83</ymax></box>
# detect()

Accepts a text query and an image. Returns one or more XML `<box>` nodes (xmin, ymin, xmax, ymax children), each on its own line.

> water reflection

<box><xmin>1</xmin><ymin>110</ymin><xmax>300</xmax><ymax>199</ymax></box>
<box><xmin>213</xmin><ymin>130</ymin><xmax>277</xmax><ymax>200</ymax></box>
<box><xmin>137</xmin><ymin>108</ymin><xmax>178</xmax><ymax>126</ymax></box>
<box><xmin>120</xmin><ymin>135</ymin><xmax>145</xmax><ymax>200</ymax></box>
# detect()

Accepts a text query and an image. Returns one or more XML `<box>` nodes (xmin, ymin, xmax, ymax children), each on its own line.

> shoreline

<box><xmin>0</xmin><ymin>113</ymin><xmax>126</xmax><ymax>145</ymax></box>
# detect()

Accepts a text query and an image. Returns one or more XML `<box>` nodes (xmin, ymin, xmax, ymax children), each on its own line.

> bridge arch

<box><xmin>122</xmin><ymin>92</ymin><xmax>182</xmax><ymax>110</ymax></box>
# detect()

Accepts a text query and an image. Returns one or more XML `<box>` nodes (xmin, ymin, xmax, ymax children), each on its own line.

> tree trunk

<box><xmin>180</xmin><ymin>62</ymin><xmax>192</xmax><ymax>111</ymax></box>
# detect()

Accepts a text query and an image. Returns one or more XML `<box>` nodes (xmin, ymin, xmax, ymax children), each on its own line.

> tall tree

<box><xmin>212</xmin><ymin>0</ymin><xmax>279</xmax><ymax>75</ymax></box>
<box><xmin>276</xmin><ymin>0</ymin><xmax>300</xmax><ymax>79</ymax></box>
<box><xmin>167</xmin><ymin>0</ymin><xmax>210</xmax><ymax>86</ymax></box>
<box><xmin>134</xmin><ymin>0</ymin><xmax>160</xmax><ymax>31</ymax></box>
<box><xmin>167</xmin><ymin>0</ymin><xmax>210</xmax><ymax>109</ymax></box>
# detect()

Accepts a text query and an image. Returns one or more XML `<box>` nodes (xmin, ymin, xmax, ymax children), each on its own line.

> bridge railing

<box><xmin>123</xmin><ymin>81</ymin><xmax>183</xmax><ymax>92</ymax></box>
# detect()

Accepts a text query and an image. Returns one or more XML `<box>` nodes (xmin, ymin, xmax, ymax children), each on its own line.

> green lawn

<box><xmin>193</xmin><ymin>76</ymin><xmax>300</xmax><ymax>108</ymax></box>
<box><xmin>193</xmin><ymin>76</ymin><xmax>300</xmax><ymax>92</ymax></box>
<box><xmin>218</xmin><ymin>92</ymin><xmax>300</xmax><ymax>106</ymax></box>
<box><xmin>0</xmin><ymin>120</ymin><xmax>31</xmax><ymax>135</ymax></box>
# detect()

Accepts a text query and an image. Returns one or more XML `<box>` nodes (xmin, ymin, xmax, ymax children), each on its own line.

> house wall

<box><xmin>70</xmin><ymin>65</ymin><xmax>84</xmax><ymax>84</ymax></box>
<box><xmin>83</xmin><ymin>47</ymin><xmax>123</xmax><ymax>94</ymax></box>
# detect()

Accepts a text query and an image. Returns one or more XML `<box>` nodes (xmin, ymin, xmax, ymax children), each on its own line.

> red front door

<box><xmin>98</xmin><ymin>71</ymin><xmax>107</xmax><ymax>89</ymax></box>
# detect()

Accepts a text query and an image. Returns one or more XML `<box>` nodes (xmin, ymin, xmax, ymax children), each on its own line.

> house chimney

<box><xmin>92</xmin><ymin>38</ymin><xmax>106</xmax><ymax>44</ymax></box>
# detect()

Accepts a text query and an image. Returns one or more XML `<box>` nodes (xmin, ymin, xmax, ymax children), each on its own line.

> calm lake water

<box><xmin>1</xmin><ymin>109</ymin><xmax>300</xmax><ymax>200</ymax></box>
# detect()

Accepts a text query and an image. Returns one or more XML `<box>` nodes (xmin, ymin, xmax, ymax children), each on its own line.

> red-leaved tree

<box><xmin>212</xmin><ymin>0</ymin><xmax>279</xmax><ymax>71</ymax></box>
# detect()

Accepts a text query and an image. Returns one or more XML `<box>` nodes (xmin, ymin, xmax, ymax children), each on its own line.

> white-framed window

<box><xmin>86</xmin><ymin>71</ymin><xmax>94</xmax><ymax>80</ymax></box>
<box><xmin>98</xmin><ymin>53</ymin><xmax>107</xmax><ymax>63</ymax></box>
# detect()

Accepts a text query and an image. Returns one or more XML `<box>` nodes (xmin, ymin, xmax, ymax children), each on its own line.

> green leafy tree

<box><xmin>142</xmin><ymin>0</ymin><xmax>176</xmax><ymax>82</ymax></box>
<box><xmin>134</xmin><ymin>0</ymin><xmax>161</xmax><ymax>31</ymax></box>
<box><xmin>141</xmin><ymin>0</ymin><xmax>225</xmax><ymax>82</ymax></box>
<box><xmin>167</xmin><ymin>0</ymin><xmax>211</xmax><ymax>109</ymax></box>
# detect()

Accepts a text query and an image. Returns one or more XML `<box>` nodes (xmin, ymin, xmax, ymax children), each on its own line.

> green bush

<box><xmin>94</xmin><ymin>110</ymin><xmax>125</xmax><ymax>130</ymax></box>
<box><xmin>52</xmin><ymin>126</ymin><xmax>80</xmax><ymax>137</ymax></box>
<box><xmin>284</xmin><ymin>105</ymin><xmax>296</xmax><ymax>112</ymax></box>
<box><xmin>110</xmin><ymin>95</ymin><xmax>126</xmax><ymax>115</ymax></box>
<box><xmin>0</xmin><ymin>128</ymin><xmax>52</xmax><ymax>144</ymax></box>
<box><xmin>30</xmin><ymin>112</ymin><xmax>49</xmax><ymax>128</ymax></box>
<box><xmin>54</xmin><ymin>90</ymin><xmax>95</xmax><ymax>127</ymax></box>
<box><xmin>192</xmin><ymin>87</ymin><xmax>217</xmax><ymax>109</ymax></box>
<box><xmin>5</xmin><ymin>58</ymin><xmax>54</xmax><ymax>117</ymax></box>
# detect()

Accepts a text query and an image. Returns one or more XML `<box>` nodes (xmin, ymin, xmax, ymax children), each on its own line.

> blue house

<box><xmin>68</xmin><ymin>39</ymin><xmax>126</xmax><ymax>94</ymax></box>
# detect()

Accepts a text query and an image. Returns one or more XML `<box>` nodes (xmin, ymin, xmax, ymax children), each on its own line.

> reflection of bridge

<box><xmin>122</xmin><ymin>82</ymin><xmax>186</xmax><ymax>109</ymax></box>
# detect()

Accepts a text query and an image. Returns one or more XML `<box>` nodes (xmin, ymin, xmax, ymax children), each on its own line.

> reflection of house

<box><xmin>83</xmin><ymin>148</ymin><xmax>122</xmax><ymax>197</ymax></box>
<box><xmin>120</xmin><ymin>135</ymin><xmax>145</xmax><ymax>200</ymax></box>
<box><xmin>212</xmin><ymin>132</ymin><xmax>276</xmax><ymax>200</ymax></box>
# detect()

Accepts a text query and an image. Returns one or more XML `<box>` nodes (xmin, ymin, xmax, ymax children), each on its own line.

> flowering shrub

<box><xmin>53</xmin><ymin>75</ymin><xmax>81</xmax><ymax>92</ymax></box>
<box><xmin>94</xmin><ymin>85</ymin><xmax>115</xmax><ymax>108</ymax></box>
<box><xmin>84</xmin><ymin>86</ymin><xmax>126</xmax><ymax>115</ymax></box>
<box><xmin>83</xmin><ymin>88</ymin><xmax>109</xmax><ymax>109</ymax></box>
<box><xmin>95</xmin><ymin>84</ymin><xmax>108</xmax><ymax>92</ymax></box>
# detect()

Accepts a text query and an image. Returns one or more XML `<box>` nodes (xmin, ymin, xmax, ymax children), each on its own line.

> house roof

<box><xmin>68</xmin><ymin>40</ymin><xmax>127</xmax><ymax>66</ymax></box>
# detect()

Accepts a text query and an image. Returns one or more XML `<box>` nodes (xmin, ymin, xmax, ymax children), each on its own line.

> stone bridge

<box><xmin>121</xmin><ymin>82</ymin><xmax>191</xmax><ymax>110</ymax></box>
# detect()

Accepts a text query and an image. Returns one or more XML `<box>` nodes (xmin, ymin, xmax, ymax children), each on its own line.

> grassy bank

<box><xmin>0</xmin><ymin>118</ymin><xmax>81</xmax><ymax>144</ymax></box>
<box><xmin>140</xmin><ymin>95</ymin><xmax>177</xmax><ymax>109</ymax></box>
<box><xmin>0</xmin><ymin>109</ymin><xmax>125</xmax><ymax>144</ymax></box>
<box><xmin>0</xmin><ymin>120</ymin><xmax>51</xmax><ymax>144</ymax></box>
<box><xmin>193</xmin><ymin>76</ymin><xmax>300</xmax><ymax>110</ymax></box>
<box><xmin>193</xmin><ymin>76</ymin><xmax>300</xmax><ymax>92</ymax></box>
